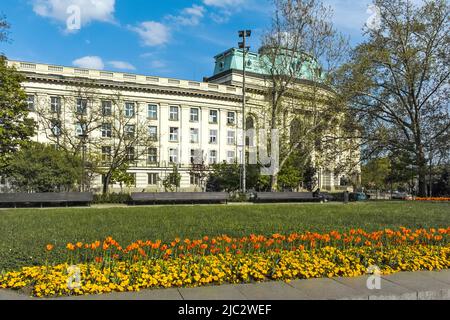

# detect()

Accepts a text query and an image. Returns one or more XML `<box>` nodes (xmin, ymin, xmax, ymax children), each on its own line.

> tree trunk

<box><xmin>416</xmin><ymin>146</ymin><xmax>427</xmax><ymax>197</ymax></box>
<box><xmin>102</xmin><ymin>173</ymin><xmax>111</xmax><ymax>194</ymax></box>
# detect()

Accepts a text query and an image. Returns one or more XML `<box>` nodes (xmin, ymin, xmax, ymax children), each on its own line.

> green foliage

<box><xmin>4</xmin><ymin>142</ymin><xmax>82</xmax><ymax>192</ymax></box>
<box><xmin>110</xmin><ymin>163</ymin><xmax>135</xmax><ymax>191</ymax></box>
<box><xmin>93</xmin><ymin>193</ymin><xmax>131</xmax><ymax>204</ymax></box>
<box><xmin>362</xmin><ymin>158</ymin><xmax>391</xmax><ymax>191</ymax></box>
<box><xmin>206</xmin><ymin>162</ymin><xmax>270</xmax><ymax>192</ymax></box>
<box><xmin>0</xmin><ymin>56</ymin><xmax>35</xmax><ymax>169</ymax></box>
<box><xmin>163</xmin><ymin>165</ymin><xmax>181</xmax><ymax>192</ymax></box>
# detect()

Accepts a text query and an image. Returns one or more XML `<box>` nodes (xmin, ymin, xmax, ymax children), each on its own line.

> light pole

<box><xmin>239</xmin><ymin>29</ymin><xmax>251</xmax><ymax>194</ymax></box>
<box><xmin>78</xmin><ymin>133</ymin><xmax>88</xmax><ymax>192</ymax></box>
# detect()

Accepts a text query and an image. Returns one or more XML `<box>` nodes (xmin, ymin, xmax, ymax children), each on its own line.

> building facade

<box><xmin>4</xmin><ymin>48</ymin><xmax>360</xmax><ymax>193</ymax></box>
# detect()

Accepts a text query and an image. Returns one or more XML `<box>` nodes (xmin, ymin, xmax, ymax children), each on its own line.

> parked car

<box><xmin>349</xmin><ymin>192</ymin><xmax>368</xmax><ymax>201</ymax></box>
<box><xmin>391</xmin><ymin>192</ymin><xmax>411</xmax><ymax>200</ymax></box>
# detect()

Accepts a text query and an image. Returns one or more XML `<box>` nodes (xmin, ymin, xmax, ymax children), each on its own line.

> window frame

<box><xmin>209</xmin><ymin>110</ymin><xmax>218</xmax><ymax>124</ymax></box>
<box><xmin>169</xmin><ymin>127</ymin><xmax>179</xmax><ymax>142</ymax></box>
<box><xmin>101</xmin><ymin>123</ymin><xmax>112</xmax><ymax>138</ymax></box>
<box><xmin>169</xmin><ymin>106</ymin><xmax>179</xmax><ymax>121</ymax></box>
<box><xmin>190</xmin><ymin>108</ymin><xmax>199</xmax><ymax>122</ymax></box>
<box><xmin>209</xmin><ymin>150</ymin><xmax>217</xmax><ymax>164</ymax></box>
<box><xmin>227</xmin><ymin>112</ymin><xmax>236</xmax><ymax>125</ymax></box>
<box><xmin>209</xmin><ymin>129</ymin><xmax>218</xmax><ymax>144</ymax></box>
<box><xmin>148</xmin><ymin>104</ymin><xmax>158</xmax><ymax>120</ymax></box>
<box><xmin>124</xmin><ymin>102</ymin><xmax>135</xmax><ymax>118</ymax></box>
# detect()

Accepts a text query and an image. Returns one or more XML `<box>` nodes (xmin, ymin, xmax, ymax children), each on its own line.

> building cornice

<box><xmin>8</xmin><ymin>60</ymin><xmax>243</xmax><ymax>103</ymax></box>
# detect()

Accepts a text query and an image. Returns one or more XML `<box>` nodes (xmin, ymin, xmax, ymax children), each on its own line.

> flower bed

<box><xmin>415</xmin><ymin>197</ymin><xmax>450</xmax><ymax>202</ymax></box>
<box><xmin>1</xmin><ymin>228</ymin><xmax>449</xmax><ymax>298</ymax></box>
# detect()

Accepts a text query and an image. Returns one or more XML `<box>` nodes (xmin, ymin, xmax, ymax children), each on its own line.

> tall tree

<box><xmin>340</xmin><ymin>0</ymin><xmax>450</xmax><ymax>196</ymax></box>
<box><xmin>0</xmin><ymin>56</ymin><xmax>36</xmax><ymax>169</ymax></box>
<box><xmin>259</xmin><ymin>0</ymin><xmax>351</xmax><ymax>191</ymax></box>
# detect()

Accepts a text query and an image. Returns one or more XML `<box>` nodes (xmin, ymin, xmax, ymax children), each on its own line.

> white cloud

<box><xmin>129</xmin><ymin>21</ymin><xmax>170</xmax><ymax>47</ymax></box>
<box><xmin>32</xmin><ymin>0</ymin><xmax>115</xmax><ymax>32</ymax></box>
<box><xmin>166</xmin><ymin>5</ymin><xmax>205</xmax><ymax>26</ymax></box>
<box><xmin>73</xmin><ymin>56</ymin><xmax>104</xmax><ymax>69</ymax></box>
<box><xmin>202</xmin><ymin>0</ymin><xmax>247</xmax><ymax>8</ymax></box>
<box><xmin>150</xmin><ymin>60</ymin><xmax>167</xmax><ymax>69</ymax></box>
<box><xmin>108</xmin><ymin>60</ymin><xmax>136</xmax><ymax>70</ymax></box>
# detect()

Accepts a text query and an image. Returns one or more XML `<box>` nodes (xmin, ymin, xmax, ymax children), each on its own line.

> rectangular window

<box><xmin>125</xmin><ymin>125</ymin><xmax>135</xmax><ymax>139</ymax></box>
<box><xmin>75</xmin><ymin>122</ymin><xmax>87</xmax><ymax>136</ymax></box>
<box><xmin>209</xmin><ymin>129</ymin><xmax>217</xmax><ymax>144</ymax></box>
<box><xmin>169</xmin><ymin>127</ymin><xmax>179</xmax><ymax>142</ymax></box>
<box><xmin>125</xmin><ymin>102</ymin><xmax>135</xmax><ymax>118</ymax></box>
<box><xmin>169</xmin><ymin>106</ymin><xmax>179</xmax><ymax>121</ymax></box>
<box><xmin>51</xmin><ymin>119</ymin><xmax>61</xmax><ymax>136</ymax></box>
<box><xmin>148</xmin><ymin>173</ymin><xmax>159</xmax><ymax>185</ymax></box>
<box><xmin>101</xmin><ymin>146</ymin><xmax>112</xmax><ymax>163</ymax></box>
<box><xmin>190</xmin><ymin>174</ymin><xmax>200</xmax><ymax>186</ymax></box>
<box><xmin>227</xmin><ymin>112</ymin><xmax>235</xmax><ymax>125</ymax></box>
<box><xmin>227</xmin><ymin>151</ymin><xmax>235</xmax><ymax>164</ymax></box>
<box><xmin>148</xmin><ymin>148</ymin><xmax>158</xmax><ymax>164</ymax></box>
<box><xmin>76</xmin><ymin>98</ymin><xmax>88</xmax><ymax>115</ymax></box>
<box><xmin>148</xmin><ymin>104</ymin><xmax>158</xmax><ymax>119</ymax></box>
<box><xmin>190</xmin><ymin>108</ymin><xmax>199</xmax><ymax>122</ymax></box>
<box><xmin>27</xmin><ymin>95</ymin><xmax>35</xmax><ymax>111</ymax></box>
<box><xmin>126</xmin><ymin>147</ymin><xmax>135</xmax><ymax>161</ymax></box>
<box><xmin>169</xmin><ymin>148</ymin><xmax>178</xmax><ymax>164</ymax></box>
<box><xmin>102</xmin><ymin>101</ymin><xmax>112</xmax><ymax>116</ymax></box>
<box><xmin>209</xmin><ymin>110</ymin><xmax>218</xmax><ymax>124</ymax></box>
<box><xmin>209</xmin><ymin>150</ymin><xmax>217</xmax><ymax>164</ymax></box>
<box><xmin>102</xmin><ymin>123</ymin><xmax>112</xmax><ymax>138</ymax></box>
<box><xmin>148</xmin><ymin>126</ymin><xmax>158</xmax><ymax>141</ymax></box>
<box><xmin>190</xmin><ymin>128</ymin><xmax>199</xmax><ymax>143</ymax></box>
<box><xmin>50</xmin><ymin>96</ymin><xmax>61</xmax><ymax>113</ymax></box>
<box><xmin>227</xmin><ymin>130</ymin><xmax>236</xmax><ymax>145</ymax></box>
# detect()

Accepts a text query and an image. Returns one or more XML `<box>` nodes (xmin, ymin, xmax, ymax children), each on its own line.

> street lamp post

<box><xmin>78</xmin><ymin>133</ymin><xmax>88</xmax><ymax>192</ymax></box>
<box><xmin>239</xmin><ymin>30</ymin><xmax>251</xmax><ymax>194</ymax></box>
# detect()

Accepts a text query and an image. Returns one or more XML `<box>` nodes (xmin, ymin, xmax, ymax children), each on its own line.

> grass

<box><xmin>0</xmin><ymin>201</ymin><xmax>449</xmax><ymax>272</ymax></box>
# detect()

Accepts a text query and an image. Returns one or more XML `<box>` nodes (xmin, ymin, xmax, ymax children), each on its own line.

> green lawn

<box><xmin>0</xmin><ymin>202</ymin><xmax>449</xmax><ymax>272</ymax></box>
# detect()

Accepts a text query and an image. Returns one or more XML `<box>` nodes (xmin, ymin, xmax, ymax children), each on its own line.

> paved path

<box><xmin>1</xmin><ymin>270</ymin><xmax>449</xmax><ymax>300</ymax></box>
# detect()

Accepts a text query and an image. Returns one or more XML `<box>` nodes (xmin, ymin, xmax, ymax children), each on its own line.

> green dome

<box><xmin>213</xmin><ymin>47</ymin><xmax>323</xmax><ymax>81</ymax></box>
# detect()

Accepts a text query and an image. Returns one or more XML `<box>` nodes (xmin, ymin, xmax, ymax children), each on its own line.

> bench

<box><xmin>254</xmin><ymin>192</ymin><xmax>323</xmax><ymax>203</ymax></box>
<box><xmin>0</xmin><ymin>192</ymin><xmax>94</xmax><ymax>208</ymax></box>
<box><xmin>130</xmin><ymin>192</ymin><xmax>229</xmax><ymax>205</ymax></box>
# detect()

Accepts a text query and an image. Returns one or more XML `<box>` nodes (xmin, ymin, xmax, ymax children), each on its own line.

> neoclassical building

<box><xmin>4</xmin><ymin>47</ymin><xmax>360</xmax><ymax>193</ymax></box>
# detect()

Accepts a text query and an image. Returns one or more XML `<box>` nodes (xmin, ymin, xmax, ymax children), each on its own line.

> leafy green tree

<box><xmin>163</xmin><ymin>165</ymin><xmax>181</xmax><ymax>192</ymax></box>
<box><xmin>0</xmin><ymin>56</ymin><xmax>36</xmax><ymax>169</ymax></box>
<box><xmin>206</xmin><ymin>162</ymin><xmax>270</xmax><ymax>192</ymax></box>
<box><xmin>340</xmin><ymin>0</ymin><xmax>450</xmax><ymax>196</ymax></box>
<box><xmin>110</xmin><ymin>163</ymin><xmax>135</xmax><ymax>193</ymax></box>
<box><xmin>361</xmin><ymin>158</ymin><xmax>391</xmax><ymax>191</ymax></box>
<box><xmin>4</xmin><ymin>142</ymin><xmax>82</xmax><ymax>192</ymax></box>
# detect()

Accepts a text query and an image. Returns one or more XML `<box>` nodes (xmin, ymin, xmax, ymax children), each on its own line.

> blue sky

<box><xmin>0</xmin><ymin>0</ymin><xmax>373</xmax><ymax>81</ymax></box>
